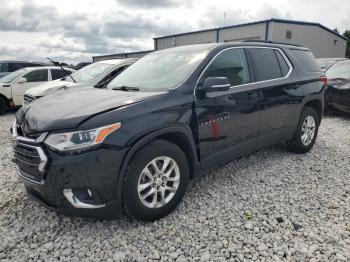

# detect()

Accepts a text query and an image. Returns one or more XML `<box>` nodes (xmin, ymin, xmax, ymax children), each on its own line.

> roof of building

<box><xmin>92</xmin><ymin>50</ymin><xmax>153</xmax><ymax>59</ymax></box>
<box><xmin>153</xmin><ymin>18</ymin><xmax>348</xmax><ymax>41</ymax></box>
<box><xmin>95</xmin><ymin>58</ymin><xmax>137</xmax><ymax>64</ymax></box>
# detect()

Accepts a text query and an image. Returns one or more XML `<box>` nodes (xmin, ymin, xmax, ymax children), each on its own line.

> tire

<box><xmin>287</xmin><ymin>107</ymin><xmax>320</xmax><ymax>154</ymax></box>
<box><xmin>122</xmin><ymin>140</ymin><xmax>189</xmax><ymax>221</ymax></box>
<box><xmin>0</xmin><ymin>97</ymin><xmax>7</xmax><ymax>115</ymax></box>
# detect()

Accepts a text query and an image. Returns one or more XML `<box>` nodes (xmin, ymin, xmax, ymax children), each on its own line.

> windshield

<box><xmin>326</xmin><ymin>61</ymin><xmax>350</xmax><ymax>79</ymax></box>
<box><xmin>0</xmin><ymin>68</ymin><xmax>27</xmax><ymax>83</ymax></box>
<box><xmin>69</xmin><ymin>62</ymin><xmax>113</xmax><ymax>83</ymax></box>
<box><xmin>108</xmin><ymin>50</ymin><xmax>209</xmax><ymax>91</ymax></box>
<box><xmin>0</xmin><ymin>63</ymin><xmax>8</xmax><ymax>73</ymax></box>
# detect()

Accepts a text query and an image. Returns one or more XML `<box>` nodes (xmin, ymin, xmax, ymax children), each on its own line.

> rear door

<box><xmin>12</xmin><ymin>69</ymin><xmax>48</xmax><ymax>105</ymax></box>
<box><xmin>194</xmin><ymin>47</ymin><xmax>260</xmax><ymax>168</ymax></box>
<box><xmin>246</xmin><ymin>47</ymin><xmax>299</xmax><ymax>147</ymax></box>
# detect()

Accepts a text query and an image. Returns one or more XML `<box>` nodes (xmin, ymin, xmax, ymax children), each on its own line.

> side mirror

<box><xmin>201</xmin><ymin>77</ymin><xmax>231</xmax><ymax>92</ymax></box>
<box><xmin>17</xmin><ymin>77</ymin><xmax>27</xmax><ymax>84</ymax></box>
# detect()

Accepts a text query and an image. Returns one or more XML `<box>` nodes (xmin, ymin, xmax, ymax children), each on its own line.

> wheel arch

<box><xmin>116</xmin><ymin>125</ymin><xmax>200</xmax><ymax>196</ymax></box>
<box><xmin>303</xmin><ymin>99</ymin><xmax>323</xmax><ymax>121</ymax></box>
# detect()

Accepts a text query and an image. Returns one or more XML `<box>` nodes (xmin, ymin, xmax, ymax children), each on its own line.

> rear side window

<box><xmin>24</xmin><ymin>70</ymin><xmax>48</xmax><ymax>82</ymax></box>
<box><xmin>275</xmin><ymin>50</ymin><xmax>290</xmax><ymax>76</ymax></box>
<box><xmin>200</xmin><ymin>48</ymin><xmax>250</xmax><ymax>87</ymax></box>
<box><xmin>249</xmin><ymin>48</ymin><xmax>282</xmax><ymax>81</ymax></box>
<box><xmin>290</xmin><ymin>49</ymin><xmax>320</xmax><ymax>72</ymax></box>
<box><xmin>51</xmin><ymin>69</ymin><xmax>71</xmax><ymax>80</ymax></box>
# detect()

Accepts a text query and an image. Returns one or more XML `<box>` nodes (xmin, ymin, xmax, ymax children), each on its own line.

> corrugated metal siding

<box><xmin>157</xmin><ymin>37</ymin><xmax>176</xmax><ymax>50</ymax></box>
<box><xmin>156</xmin><ymin>31</ymin><xmax>216</xmax><ymax>50</ymax></box>
<box><xmin>176</xmin><ymin>31</ymin><xmax>217</xmax><ymax>46</ymax></box>
<box><xmin>93</xmin><ymin>51</ymin><xmax>151</xmax><ymax>62</ymax></box>
<box><xmin>219</xmin><ymin>23</ymin><xmax>266</xmax><ymax>42</ymax></box>
<box><xmin>270</xmin><ymin>22</ymin><xmax>347</xmax><ymax>58</ymax></box>
<box><xmin>156</xmin><ymin>23</ymin><xmax>267</xmax><ymax>50</ymax></box>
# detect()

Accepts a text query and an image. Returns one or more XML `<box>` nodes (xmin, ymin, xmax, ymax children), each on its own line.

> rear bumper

<box><xmin>17</xmin><ymin>147</ymin><xmax>128</xmax><ymax>219</ymax></box>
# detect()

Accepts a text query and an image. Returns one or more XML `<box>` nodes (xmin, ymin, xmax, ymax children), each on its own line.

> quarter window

<box><xmin>24</xmin><ymin>70</ymin><xmax>48</xmax><ymax>82</ymax></box>
<box><xmin>275</xmin><ymin>50</ymin><xmax>290</xmax><ymax>76</ymax></box>
<box><xmin>200</xmin><ymin>48</ymin><xmax>250</xmax><ymax>87</ymax></box>
<box><xmin>249</xmin><ymin>48</ymin><xmax>283</xmax><ymax>81</ymax></box>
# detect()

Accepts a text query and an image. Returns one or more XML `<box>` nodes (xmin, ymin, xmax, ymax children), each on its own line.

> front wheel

<box><xmin>122</xmin><ymin>140</ymin><xmax>189</xmax><ymax>221</ymax></box>
<box><xmin>287</xmin><ymin>107</ymin><xmax>320</xmax><ymax>154</ymax></box>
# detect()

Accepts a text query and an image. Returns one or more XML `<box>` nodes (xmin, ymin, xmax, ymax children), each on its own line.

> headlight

<box><xmin>44</xmin><ymin>123</ymin><xmax>121</xmax><ymax>152</ymax></box>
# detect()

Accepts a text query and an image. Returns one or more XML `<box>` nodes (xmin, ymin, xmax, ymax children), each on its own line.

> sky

<box><xmin>0</xmin><ymin>0</ymin><xmax>349</xmax><ymax>64</ymax></box>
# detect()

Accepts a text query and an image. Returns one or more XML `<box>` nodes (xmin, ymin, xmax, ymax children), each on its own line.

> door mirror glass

<box><xmin>17</xmin><ymin>77</ymin><xmax>27</xmax><ymax>84</ymax></box>
<box><xmin>202</xmin><ymin>77</ymin><xmax>230</xmax><ymax>92</ymax></box>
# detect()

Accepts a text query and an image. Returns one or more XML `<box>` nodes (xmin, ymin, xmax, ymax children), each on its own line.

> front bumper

<box><xmin>14</xmin><ymin>140</ymin><xmax>128</xmax><ymax>219</ymax></box>
<box><xmin>325</xmin><ymin>87</ymin><xmax>350</xmax><ymax>113</ymax></box>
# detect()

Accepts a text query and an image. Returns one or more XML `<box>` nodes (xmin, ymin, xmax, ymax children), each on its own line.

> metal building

<box><xmin>92</xmin><ymin>18</ymin><xmax>347</xmax><ymax>62</ymax></box>
<box><xmin>92</xmin><ymin>50</ymin><xmax>152</xmax><ymax>62</ymax></box>
<box><xmin>154</xmin><ymin>18</ymin><xmax>347</xmax><ymax>58</ymax></box>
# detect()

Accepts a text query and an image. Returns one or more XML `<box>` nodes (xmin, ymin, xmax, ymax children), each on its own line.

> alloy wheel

<box><xmin>137</xmin><ymin>156</ymin><xmax>180</xmax><ymax>208</ymax></box>
<box><xmin>301</xmin><ymin>115</ymin><xmax>316</xmax><ymax>146</ymax></box>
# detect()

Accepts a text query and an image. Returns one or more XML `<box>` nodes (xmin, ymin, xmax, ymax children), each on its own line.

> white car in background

<box><xmin>24</xmin><ymin>59</ymin><xmax>137</xmax><ymax>104</ymax></box>
<box><xmin>0</xmin><ymin>66</ymin><xmax>75</xmax><ymax>114</ymax></box>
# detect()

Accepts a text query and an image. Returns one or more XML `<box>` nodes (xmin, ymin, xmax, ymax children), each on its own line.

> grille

<box><xmin>13</xmin><ymin>142</ymin><xmax>47</xmax><ymax>184</ymax></box>
<box><xmin>23</xmin><ymin>95</ymin><xmax>37</xmax><ymax>105</ymax></box>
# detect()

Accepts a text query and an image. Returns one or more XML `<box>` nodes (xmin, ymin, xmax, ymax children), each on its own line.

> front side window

<box><xmin>24</xmin><ymin>70</ymin><xmax>48</xmax><ymax>82</ymax></box>
<box><xmin>249</xmin><ymin>48</ymin><xmax>283</xmax><ymax>81</ymax></box>
<box><xmin>199</xmin><ymin>48</ymin><xmax>250</xmax><ymax>87</ymax></box>
<box><xmin>108</xmin><ymin>50</ymin><xmax>209</xmax><ymax>92</ymax></box>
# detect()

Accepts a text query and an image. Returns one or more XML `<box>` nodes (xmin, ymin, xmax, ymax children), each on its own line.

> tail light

<box><xmin>320</xmin><ymin>76</ymin><xmax>328</xmax><ymax>85</ymax></box>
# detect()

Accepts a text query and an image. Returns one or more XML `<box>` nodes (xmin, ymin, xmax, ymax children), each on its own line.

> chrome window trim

<box><xmin>194</xmin><ymin>46</ymin><xmax>294</xmax><ymax>93</ymax></box>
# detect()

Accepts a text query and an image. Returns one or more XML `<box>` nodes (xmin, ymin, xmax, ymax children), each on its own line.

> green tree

<box><xmin>343</xmin><ymin>30</ymin><xmax>350</xmax><ymax>58</ymax></box>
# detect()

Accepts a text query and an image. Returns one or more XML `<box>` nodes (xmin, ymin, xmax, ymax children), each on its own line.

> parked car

<box><xmin>316</xmin><ymin>58</ymin><xmax>348</xmax><ymax>72</ymax></box>
<box><xmin>12</xmin><ymin>42</ymin><xmax>325</xmax><ymax>221</ymax></box>
<box><xmin>24</xmin><ymin>59</ymin><xmax>136</xmax><ymax>104</ymax></box>
<box><xmin>0</xmin><ymin>61</ymin><xmax>48</xmax><ymax>78</ymax></box>
<box><xmin>325</xmin><ymin>60</ymin><xmax>350</xmax><ymax>113</ymax></box>
<box><xmin>0</xmin><ymin>67</ymin><xmax>75</xmax><ymax>114</ymax></box>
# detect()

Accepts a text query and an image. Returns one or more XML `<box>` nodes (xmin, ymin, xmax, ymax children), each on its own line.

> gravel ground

<box><xmin>0</xmin><ymin>112</ymin><xmax>349</xmax><ymax>262</ymax></box>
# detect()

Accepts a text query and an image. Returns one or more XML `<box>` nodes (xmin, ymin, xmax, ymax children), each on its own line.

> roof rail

<box><xmin>241</xmin><ymin>39</ymin><xmax>302</xmax><ymax>47</ymax></box>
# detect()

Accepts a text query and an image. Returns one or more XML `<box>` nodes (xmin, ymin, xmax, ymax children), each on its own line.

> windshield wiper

<box><xmin>47</xmin><ymin>57</ymin><xmax>76</xmax><ymax>83</ymax></box>
<box><xmin>112</xmin><ymin>85</ymin><xmax>140</xmax><ymax>91</ymax></box>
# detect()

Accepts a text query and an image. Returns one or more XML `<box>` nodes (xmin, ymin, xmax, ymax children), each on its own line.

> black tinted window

<box><xmin>8</xmin><ymin>63</ymin><xmax>25</xmax><ymax>72</ymax></box>
<box><xmin>291</xmin><ymin>49</ymin><xmax>320</xmax><ymax>72</ymax></box>
<box><xmin>51</xmin><ymin>69</ymin><xmax>71</xmax><ymax>80</ymax></box>
<box><xmin>24</xmin><ymin>70</ymin><xmax>48</xmax><ymax>82</ymax></box>
<box><xmin>250</xmin><ymin>48</ymin><xmax>282</xmax><ymax>81</ymax></box>
<box><xmin>201</xmin><ymin>48</ymin><xmax>250</xmax><ymax>86</ymax></box>
<box><xmin>275</xmin><ymin>50</ymin><xmax>290</xmax><ymax>76</ymax></box>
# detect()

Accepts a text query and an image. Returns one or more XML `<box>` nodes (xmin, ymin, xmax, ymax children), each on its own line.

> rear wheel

<box><xmin>122</xmin><ymin>140</ymin><xmax>189</xmax><ymax>221</ymax></box>
<box><xmin>0</xmin><ymin>97</ymin><xmax>7</xmax><ymax>115</ymax></box>
<box><xmin>287</xmin><ymin>107</ymin><xmax>320</xmax><ymax>154</ymax></box>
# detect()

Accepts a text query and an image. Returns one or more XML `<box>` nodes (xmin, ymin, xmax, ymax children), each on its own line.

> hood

<box><xmin>25</xmin><ymin>79</ymin><xmax>77</xmax><ymax>97</ymax></box>
<box><xmin>17</xmin><ymin>88</ymin><xmax>164</xmax><ymax>133</ymax></box>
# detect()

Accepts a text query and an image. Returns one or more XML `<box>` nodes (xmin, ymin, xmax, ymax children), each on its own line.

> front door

<box><xmin>12</xmin><ymin>69</ymin><xmax>48</xmax><ymax>105</ymax></box>
<box><xmin>194</xmin><ymin>48</ymin><xmax>260</xmax><ymax>168</ymax></box>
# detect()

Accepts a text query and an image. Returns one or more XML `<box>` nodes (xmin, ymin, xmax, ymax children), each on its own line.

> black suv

<box><xmin>12</xmin><ymin>42</ymin><xmax>325</xmax><ymax>221</ymax></box>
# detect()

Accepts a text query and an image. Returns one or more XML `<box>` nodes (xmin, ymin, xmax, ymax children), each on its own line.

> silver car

<box><xmin>24</xmin><ymin>59</ymin><xmax>137</xmax><ymax>104</ymax></box>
